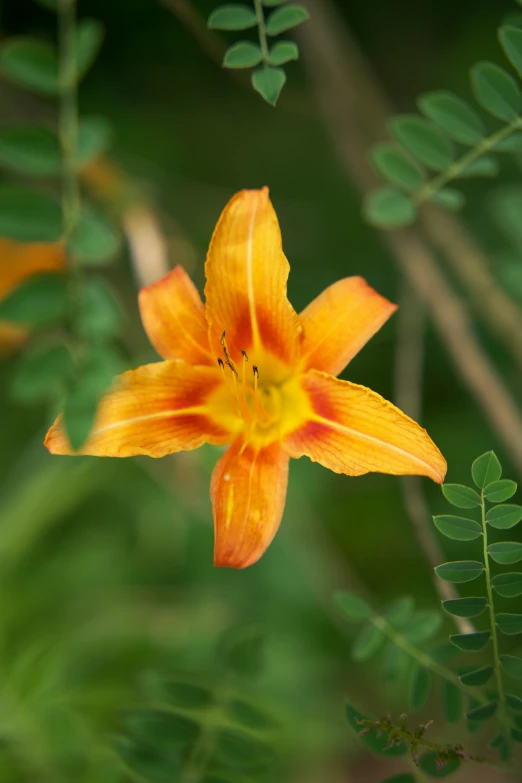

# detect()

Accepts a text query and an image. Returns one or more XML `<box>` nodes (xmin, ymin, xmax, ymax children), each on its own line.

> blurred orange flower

<box><xmin>0</xmin><ymin>238</ymin><xmax>66</xmax><ymax>353</ymax></box>
<box><xmin>45</xmin><ymin>188</ymin><xmax>446</xmax><ymax>569</ymax></box>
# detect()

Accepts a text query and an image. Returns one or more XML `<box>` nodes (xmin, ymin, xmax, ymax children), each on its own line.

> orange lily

<box><xmin>45</xmin><ymin>188</ymin><xmax>446</xmax><ymax>569</ymax></box>
<box><xmin>0</xmin><ymin>238</ymin><xmax>66</xmax><ymax>353</ymax></box>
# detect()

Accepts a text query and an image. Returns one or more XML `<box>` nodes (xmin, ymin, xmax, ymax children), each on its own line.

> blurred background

<box><xmin>0</xmin><ymin>0</ymin><xmax>521</xmax><ymax>780</ymax></box>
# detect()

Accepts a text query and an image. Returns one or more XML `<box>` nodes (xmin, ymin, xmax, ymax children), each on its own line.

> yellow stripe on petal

<box><xmin>211</xmin><ymin>438</ymin><xmax>289</xmax><ymax>569</ymax></box>
<box><xmin>45</xmin><ymin>361</ymin><xmax>234</xmax><ymax>457</ymax></box>
<box><xmin>283</xmin><ymin>370</ymin><xmax>446</xmax><ymax>483</ymax></box>
<box><xmin>299</xmin><ymin>277</ymin><xmax>397</xmax><ymax>377</ymax></box>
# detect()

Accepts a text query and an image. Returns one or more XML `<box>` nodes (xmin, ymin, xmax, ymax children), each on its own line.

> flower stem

<box><xmin>253</xmin><ymin>0</ymin><xmax>270</xmax><ymax>67</ymax></box>
<box><xmin>480</xmin><ymin>490</ymin><xmax>512</xmax><ymax>759</ymax></box>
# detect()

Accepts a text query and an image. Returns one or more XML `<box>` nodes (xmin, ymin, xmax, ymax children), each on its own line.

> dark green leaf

<box><xmin>512</xmin><ymin>727</ymin><xmax>522</xmax><ymax>743</ymax></box>
<box><xmin>269</xmin><ymin>41</ymin><xmax>299</xmax><ymax>65</ymax></box>
<box><xmin>77</xmin><ymin>116</ymin><xmax>113</xmax><ymax>166</ymax></box>
<box><xmin>263</xmin><ymin>0</ymin><xmax>290</xmax><ymax>5</ymax></box>
<box><xmin>443</xmin><ymin>681</ymin><xmax>463</xmax><ymax>723</ymax></box>
<box><xmin>499</xmin><ymin>25</ymin><xmax>522</xmax><ymax>79</ymax></box>
<box><xmin>75</xmin><ymin>277</ymin><xmax>123</xmax><ymax>340</ymax></box>
<box><xmin>10</xmin><ymin>340</ymin><xmax>73</xmax><ymax>403</ymax></box>
<box><xmin>123</xmin><ymin>709</ymin><xmax>199</xmax><ymax>749</ymax></box>
<box><xmin>471</xmin><ymin>61</ymin><xmax>521</xmax><ymax>122</ymax></box>
<box><xmin>402</xmin><ymin>611</ymin><xmax>442</xmax><ymax>643</ymax></box>
<box><xmin>76</xmin><ymin>19</ymin><xmax>105</xmax><ymax>77</ymax></box>
<box><xmin>484</xmin><ymin>479</ymin><xmax>517</xmax><ymax>502</ymax></box>
<box><xmin>334</xmin><ymin>591</ymin><xmax>373</xmax><ymax>622</ymax></box>
<box><xmin>0</xmin><ymin>126</ymin><xmax>60</xmax><ymax>176</ymax></box>
<box><xmin>345</xmin><ymin>702</ymin><xmax>408</xmax><ymax>756</ymax></box>
<box><xmin>0</xmin><ymin>186</ymin><xmax>62</xmax><ymax>242</ymax></box>
<box><xmin>461</xmin><ymin>156</ymin><xmax>499</xmax><ymax>178</ymax></box>
<box><xmin>223</xmin><ymin>42</ymin><xmax>263</xmax><ymax>69</ymax></box>
<box><xmin>492</xmin><ymin>572</ymin><xmax>522</xmax><ymax>597</ymax></box>
<box><xmin>70</xmin><ymin>205</ymin><xmax>121</xmax><ymax>265</ymax></box>
<box><xmin>417</xmin><ymin>90</ymin><xmax>485</xmax><ymax>145</ymax></box>
<box><xmin>155</xmin><ymin>680</ymin><xmax>213</xmax><ymax>709</ymax></box>
<box><xmin>506</xmin><ymin>693</ymin><xmax>522</xmax><ymax>711</ymax></box>
<box><xmin>390</xmin><ymin>115</ymin><xmax>454</xmax><ymax>171</ymax></box>
<box><xmin>432</xmin><ymin>515</ymin><xmax>481</xmax><ymax>541</ymax></box>
<box><xmin>364</xmin><ymin>187</ymin><xmax>416</xmax><ymax>228</ymax></box>
<box><xmin>427</xmin><ymin>641</ymin><xmax>459</xmax><ymax>664</ymax></box>
<box><xmin>371</xmin><ymin>144</ymin><xmax>424</xmax><ymax>190</ymax></box>
<box><xmin>251</xmin><ymin>66</ymin><xmax>286</xmax><ymax>106</ymax></box>
<box><xmin>488</xmin><ymin>541</ymin><xmax>522</xmax><ymax>564</ymax></box>
<box><xmin>116</xmin><ymin>736</ymin><xmax>182</xmax><ymax>783</ymax></box>
<box><xmin>459</xmin><ymin>666</ymin><xmax>493</xmax><ymax>686</ymax></box>
<box><xmin>493</xmin><ymin>132</ymin><xmax>522</xmax><ymax>152</ymax></box>
<box><xmin>214</xmin><ymin>728</ymin><xmax>275</xmax><ymax>771</ymax></box>
<box><xmin>434</xmin><ymin>560</ymin><xmax>484</xmax><ymax>583</ymax></box>
<box><xmin>0</xmin><ymin>273</ymin><xmax>66</xmax><ymax>326</ymax></box>
<box><xmin>208</xmin><ymin>5</ymin><xmax>257</xmax><ymax>30</ymax></box>
<box><xmin>496</xmin><ymin>613</ymin><xmax>522</xmax><ymax>635</ymax></box>
<box><xmin>486</xmin><ymin>504</ymin><xmax>522</xmax><ymax>529</ymax></box>
<box><xmin>419</xmin><ymin>750</ymin><xmax>461</xmax><ymax>778</ymax></box>
<box><xmin>227</xmin><ymin>699</ymin><xmax>277</xmax><ymax>730</ymax></box>
<box><xmin>384</xmin><ymin>596</ymin><xmax>415</xmax><ymax>626</ymax></box>
<box><xmin>218</xmin><ymin>625</ymin><xmax>265</xmax><ymax>677</ymax></box>
<box><xmin>410</xmin><ymin>665</ymin><xmax>432</xmax><ymax>710</ymax></box>
<box><xmin>265</xmin><ymin>4</ymin><xmax>309</xmax><ymax>35</ymax></box>
<box><xmin>449</xmin><ymin>631</ymin><xmax>490</xmax><ymax>652</ymax></box>
<box><xmin>466</xmin><ymin>700</ymin><xmax>497</xmax><ymax>721</ymax></box>
<box><xmin>441</xmin><ymin>484</ymin><xmax>481</xmax><ymax>508</ymax></box>
<box><xmin>500</xmin><ymin>654</ymin><xmax>522</xmax><ymax>679</ymax></box>
<box><xmin>429</xmin><ymin>188</ymin><xmax>465</xmax><ymax>211</ymax></box>
<box><xmin>380</xmin><ymin>776</ymin><xmax>416</xmax><ymax>783</ymax></box>
<box><xmin>0</xmin><ymin>38</ymin><xmax>58</xmax><ymax>95</ymax></box>
<box><xmin>472</xmin><ymin>451</ymin><xmax>502</xmax><ymax>487</ymax></box>
<box><xmin>442</xmin><ymin>597</ymin><xmax>487</xmax><ymax>618</ymax></box>
<box><xmin>352</xmin><ymin>624</ymin><xmax>384</xmax><ymax>662</ymax></box>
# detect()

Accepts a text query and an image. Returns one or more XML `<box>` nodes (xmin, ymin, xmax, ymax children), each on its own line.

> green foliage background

<box><xmin>0</xmin><ymin>0</ymin><xmax>521</xmax><ymax>780</ymax></box>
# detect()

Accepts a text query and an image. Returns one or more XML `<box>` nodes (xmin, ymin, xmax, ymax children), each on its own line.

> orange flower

<box><xmin>0</xmin><ymin>238</ymin><xmax>66</xmax><ymax>353</ymax></box>
<box><xmin>45</xmin><ymin>189</ymin><xmax>446</xmax><ymax>568</ymax></box>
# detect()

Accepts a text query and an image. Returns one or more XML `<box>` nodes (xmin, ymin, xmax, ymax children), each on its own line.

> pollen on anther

<box><xmin>253</xmin><ymin>365</ymin><xmax>259</xmax><ymax>378</ymax></box>
<box><xmin>241</xmin><ymin>349</ymin><xmax>249</xmax><ymax>361</ymax></box>
<box><xmin>217</xmin><ymin>358</ymin><xmax>224</xmax><ymax>369</ymax></box>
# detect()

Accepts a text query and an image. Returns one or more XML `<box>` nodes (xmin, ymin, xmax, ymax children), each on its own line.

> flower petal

<box><xmin>45</xmin><ymin>361</ymin><xmax>234</xmax><ymax>457</ymax></box>
<box><xmin>205</xmin><ymin>188</ymin><xmax>301</xmax><ymax>379</ymax></box>
<box><xmin>211</xmin><ymin>438</ymin><xmax>289</xmax><ymax>569</ymax></box>
<box><xmin>283</xmin><ymin>370</ymin><xmax>446</xmax><ymax>483</ymax></box>
<box><xmin>299</xmin><ymin>277</ymin><xmax>397</xmax><ymax>376</ymax></box>
<box><xmin>0</xmin><ymin>238</ymin><xmax>65</xmax><ymax>298</ymax></box>
<box><xmin>138</xmin><ymin>266</ymin><xmax>213</xmax><ymax>364</ymax></box>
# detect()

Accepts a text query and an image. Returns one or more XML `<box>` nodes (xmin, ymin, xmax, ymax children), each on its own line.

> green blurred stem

<box><xmin>414</xmin><ymin>119</ymin><xmax>522</xmax><ymax>206</ymax></box>
<box><xmin>253</xmin><ymin>0</ymin><xmax>270</xmax><ymax>66</ymax></box>
<box><xmin>480</xmin><ymin>490</ymin><xmax>512</xmax><ymax>759</ymax></box>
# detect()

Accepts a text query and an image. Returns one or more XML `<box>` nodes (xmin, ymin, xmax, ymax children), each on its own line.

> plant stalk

<box><xmin>253</xmin><ymin>0</ymin><xmax>270</xmax><ymax>66</ymax></box>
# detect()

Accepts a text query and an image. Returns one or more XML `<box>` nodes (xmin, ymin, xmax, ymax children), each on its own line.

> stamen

<box><xmin>220</xmin><ymin>327</ymin><xmax>238</xmax><ymax>375</ymax></box>
<box><xmin>218</xmin><ymin>357</ymin><xmax>240</xmax><ymax>417</ymax></box>
<box><xmin>241</xmin><ymin>349</ymin><xmax>248</xmax><ymax>361</ymax></box>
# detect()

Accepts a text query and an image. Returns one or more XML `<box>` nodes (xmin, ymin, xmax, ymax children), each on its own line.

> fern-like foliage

<box><xmin>207</xmin><ymin>0</ymin><xmax>309</xmax><ymax>106</ymax></box>
<box><xmin>364</xmin><ymin>18</ymin><xmax>522</xmax><ymax>228</ymax></box>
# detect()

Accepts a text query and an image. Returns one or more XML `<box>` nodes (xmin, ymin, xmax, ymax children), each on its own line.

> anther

<box><xmin>226</xmin><ymin>360</ymin><xmax>238</xmax><ymax>377</ymax></box>
<box><xmin>241</xmin><ymin>349</ymin><xmax>248</xmax><ymax>361</ymax></box>
<box><xmin>253</xmin><ymin>366</ymin><xmax>259</xmax><ymax>378</ymax></box>
<box><xmin>217</xmin><ymin>358</ymin><xmax>224</xmax><ymax>369</ymax></box>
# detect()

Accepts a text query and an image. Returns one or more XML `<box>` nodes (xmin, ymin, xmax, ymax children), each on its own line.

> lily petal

<box><xmin>138</xmin><ymin>266</ymin><xmax>213</xmax><ymax>364</ymax></box>
<box><xmin>211</xmin><ymin>438</ymin><xmax>289</xmax><ymax>569</ymax></box>
<box><xmin>300</xmin><ymin>277</ymin><xmax>397</xmax><ymax>376</ymax></box>
<box><xmin>283</xmin><ymin>370</ymin><xmax>446</xmax><ymax>483</ymax></box>
<box><xmin>45</xmin><ymin>361</ymin><xmax>233</xmax><ymax>457</ymax></box>
<box><xmin>0</xmin><ymin>238</ymin><xmax>65</xmax><ymax>297</ymax></box>
<box><xmin>205</xmin><ymin>188</ymin><xmax>301</xmax><ymax>378</ymax></box>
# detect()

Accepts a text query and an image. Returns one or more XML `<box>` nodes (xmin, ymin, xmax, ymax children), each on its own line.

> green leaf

<box><xmin>429</xmin><ymin>188</ymin><xmax>465</xmax><ymax>211</ymax></box>
<box><xmin>461</xmin><ymin>156</ymin><xmax>499</xmax><ymax>178</ymax></box>
<box><xmin>442</xmin><ymin>597</ymin><xmax>488</xmax><ymax>618</ymax></box>
<box><xmin>441</xmin><ymin>484</ymin><xmax>481</xmax><ymax>508</ymax></box>
<box><xmin>75</xmin><ymin>277</ymin><xmax>123</xmax><ymax>340</ymax></box>
<box><xmin>352</xmin><ymin>624</ymin><xmax>384</xmax><ymax>662</ymax></box>
<box><xmin>76</xmin><ymin>19</ymin><xmax>105</xmax><ymax>77</ymax></box>
<box><xmin>344</xmin><ymin>702</ymin><xmax>408</xmax><ymax>756</ymax></box>
<box><xmin>371</xmin><ymin>144</ymin><xmax>424</xmax><ymax>190</ymax></box>
<box><xmin>384</xmin><ymin>596</ymin><xmax>415</xmax><ymax>626</ymax></box>
<box><xmin>150</xmin><ymin>679</ymin><xmax>213</xmax><ymax>709</ymax></box>
<box><xmin>208</xmin><ymin>5</ymin><xmax>258</xmax><ymax>30</ymax></box>
<box><xmin>334</xmin><ymin>591</ymin><xmax>373</xmax><ymax>622</ymax></box>
<box><xmin>506</xmin><ymin>693</ymin><xmax>522</xmax><ymax>711</ymax></box>
<box><xmin>459</xmin><ymin>666</ymin><xmax>493</xmax><ymax>686</ymax></box>
<box><xmin>417</xmin><ymin>90</ymin><xmax>485</xmax><ymax>145</ymax></box>
<box><xmin>269</xmin><ymin>41</ymin><xmax>299</xmax><ymax>65</ymax></box>
<box><xmin>384</xmin><ymin>643</ymin><xmax>412</xmax><ymax>683</ymax></box>
<box><xmin>10</xmin><ymin>340</ymin><xmax>73</xmax><ymax>404</ymax></box>
<box><xmin>251</xmin><ymin>66</ymin><xmax>286</xmax><ymax>106</ymax></box>
<box><xmin>410</xmin><ymin>665</ymin><xmax>432</xmax><ymax>710</ymax></box>
<box><xmin>493</xmin><ymin>132</ymin><xmax>522</xmax><ymax>152</ymax></box>
<box><xmin>0</xmin><ymin>186</ymin><xmax>62</xmax><ymax>242</ymax></box>
<box><xmin>488</xmin><ymin>541</ymin><xmax>522</xmax><ymax>564</ymax></box>
<box><xmin>364</xmin><ymin>187</ymin><xmax>416</xmax><ymax>228</ymax></box>
<box><xmin>265</xmin><ymin>4</ymin><xmax>309</xmax><ymax>35</ymax></box>
<box><xmin>401</xmin><ymin>610</ymin><xmax>442</xmax><ymax>643</ymax></box>
<box><xmin>218</xmin><ymin>625</ymin><xmax>265</xmax><ymax>677</ymax></box>
<box><xmin>226</xmin><ymin>699</ymin><xmax>277</xmax><ymax>731</ymax></box>
<box><xmin>443</xmin><ymin>681</ymin><xmax>463</xmax><ymax>723</ymax></box>
<box><xmin>380</xmin><ymin>776</ymin><xmax>416</xmax><ymax>783</ymax></box>
<box><xmin>70</xmin><ymin>205</ymin><xmax>121</xmax><ymax>265</ymax></box>
<box><xmin>0</xmin><ymin>126</ymin><xmax>61</xmax><ymax>177</ymax></box>
<box><xmin>471</xmin><ymin>61</ymin><xmax>521</xmax><ymax>122</ymax></box>
<box><xmin>419</xmin><ymin>750</ymin><xmax>461</xmax><ymax>778</ymax></box>
<box><xmin>214</xmin><ymin>728</ymin><xmax>276</xmax><ymax>771</ymax></box>
<box><xmin>116</xmin><ymin>736</ymin><xmax>182</xmax><ymax>782</ymax></box>
<box><xmin>434</xmin><ymin>560</ymin><xmax>484</xmax><ymax>583</ymax></box>
<box><xmin>0</xmin><ymin>273</ymin><xmax>66</xmax><ymax>326</ymax></box>
<box><xmin>499</xmin><ymin>25</ymin><xmax>522</xmax><ymax>79</ymax></box>
<box><xmin>484</xmin><ymin>479</ymin><xmax>517</xmax><ymax>502</ymax></box>
<box><xmin>500</xmin><ymin>654</ymin><xmax>522</xmax><ymax>679</ymax></box>
<box><xmin>492</xmin><ymin>572</ymin><xmax>522</xmax><ymax>597</ymax></box>
<box><xmin>486</xmin><ymin>504</ymin><xmax>522</xmax><ymax>529</ymax></box>
<box><xmin>390</xmin><ymin>115</ymin><xmax>454</xmax><ymax>171</ymax></box>
<box><xmin>123</xmin><ymin>708</ymin><xmax>200</xmax><ymax>749</ymax></box>
<box><xmin>496</xmin><ymin>613</ymin><xmax>522</xmax><ymax>635</ymax></box>
<box><xmin>0</xmin><ymin>38</ymin><xmax>58</xmax><ymax>95</ymax></box>
<box><xmin>472</xmin><ymin>451</ymin><xmax>502</xmax><ymax>488</ymax></box>
<box><xmin>223</xmin><ymin>42</ymin><xmax>263</xmax><ymax>69</ymax></box>
<box><xmin>449</xmin><ymin>631</ymin><xmax>490</xmax><ymax>652</ymax></box>
<box><xmin>263</xmin><ymin>0</ymin><xmax>290</xmax><ymax>5</ymax></box>
<box><xmin>433</xmin><ymin>515</ymin><xmax>481</xmax><ymax>541</ymax></box>
<box><xmin>512</xmin><ymin>727</ymin><xmax>522</xmax><ymax>743</ymax></box>
<box><xmin>77</xmin><ymin>116</ymin><xmax>113</xmax><ymax>166</ymax></box>
<box><xmin>466</xmin><ymin>701</ymin><xmax>497</xmax><ymax>721</ymax></box>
